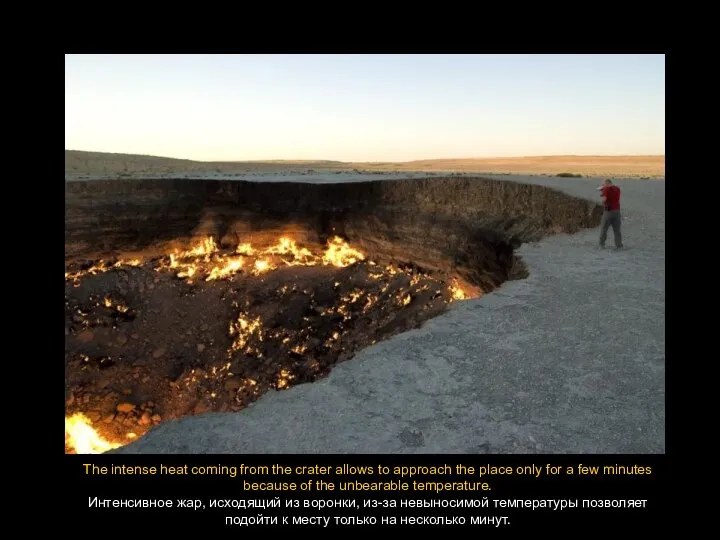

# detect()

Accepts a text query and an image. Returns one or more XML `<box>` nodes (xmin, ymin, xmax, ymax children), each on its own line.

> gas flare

<box><xmin>65</xmin><ymin>413</ymin><xmax>121</xmax><ymax>454</ymax></box>
<box><xmin>67</xmin><ymin>236</ymin><xmax>374</xmax><ymax>285</ymax></box>
<box><xmin>449</xmin><ymin>281</ymin><xmax>468</xmax><ymax>300</ymax></box>
<box><xmin>206</xmin><ymin>256</ymin><xmax>244</xmax><ymax>281</ymax></box>
<box><xmin>322</xmin><ymin>236</ymin><xmax>365</xmax><ymax>267</ymax></box>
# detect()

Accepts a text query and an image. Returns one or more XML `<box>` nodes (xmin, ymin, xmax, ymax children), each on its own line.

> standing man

<box><xmin>597</xmin><ymin>178</ymin><xmax>623</xmax><ymax>249</ymax></box>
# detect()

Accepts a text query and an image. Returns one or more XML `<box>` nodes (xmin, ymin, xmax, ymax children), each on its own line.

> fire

<box><xmin>206</xmin><ymin>256</ymin><xmax>244</xmax><ymax>281</ymax></box>
<box><xmin>450</xmin><ymin>281</ymin><xmax>468</xmax><ymax>300</ymax></box>
<box><xmin>237</xmin><ymin>243</ymin><xmax>255</xmax><ymax>255</ymax></box>
<box><xmin>253</xmin><ymin>259</ymin><xmax>271</xmax><ymax>274</ymax></box>
<box><xmin>323</xmin><ymin>236</ymin><xmax>365</xmax><ymax>267</ymax></box>
<box><xmin>185</xmin><ymin>236</ymin><xmax>218</xmax><ymax>258</ymax></box>
<box><xmin>275</xmin><ymin>369</ymin><xmax>295</xmax><ymax>389</ymax></box>
<box><xmin>115</xmin><ymin>259</ymin><xmax>142</xmax><ymax>267</ymax></box>
<box><xmin>229</xmin><ymin>314</ymin><xmax>264</xmax><ymax>353</ymax></box>
<box><xmin>65</xmin><ymin>258</ymin><xmax>145</xmax><ymax>286</ymax></box>
<box><xmin>267</xmin><ymin>237</ymin><xmax>315</xmax><ymax>266</ymax></box>
<box><xmin>79</xmin><ymin>235</ymin><xmax>370</xmax><ymax>285</ymax></box>
<box><xmin>66</xmin><ymin>232</ymin><xmax>489</xmax><ymax>447</ymax></box>
<box><xmin>65</xmin><ymin>413</ymin><xmax>121</xmax><ymax>454</ymax></box>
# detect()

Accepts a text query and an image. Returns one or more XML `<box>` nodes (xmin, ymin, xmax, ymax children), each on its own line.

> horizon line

<box><xmin>65</xmin><ymin>149</ymin><xmax>666</xmax><ymax>164</ymax></box>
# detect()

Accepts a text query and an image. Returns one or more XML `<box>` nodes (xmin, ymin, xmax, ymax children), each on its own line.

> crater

<box><xmin>64</xmin><ymin>176</ymin><xmax>602</xmax><ymax>453</ymax></box>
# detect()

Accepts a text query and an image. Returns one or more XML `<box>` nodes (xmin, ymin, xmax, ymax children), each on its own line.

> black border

<box><xmin>55</xmin><ymin>45</ymin><xmax>676</xmax><ymax>532</ymax></box>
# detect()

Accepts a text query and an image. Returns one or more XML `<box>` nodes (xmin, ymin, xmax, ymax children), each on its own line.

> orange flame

<box><xmin>449</xmin><ymin>281</ymin><xmax>468</xmax><ymax>300</ymax></box>
<box><xmin>65</xmin><ymin>413</ymin><xmax>121</xmax><ymax>454</ymax></box>
<box><xmin>322</xmin><ymin>236</ymin><xmax>365</xmax><ymax>267</ymax></box>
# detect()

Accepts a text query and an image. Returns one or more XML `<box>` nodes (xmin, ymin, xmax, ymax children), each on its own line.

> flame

<box><xmin>323</xmin><ymin>236</ymin><xmax>365</xmax><ymax>267</ymax></box>
<box><xmin>275</xmin><ymin>369</ymin><xmax>295</xmax><ymax>389</ymax></box>
<box><xmin>236</xmin><ymin>243</ymin><xmax>255</xmax><ymax>255</ymax></box>
<box><xmin>65</xmin><ymin>413</ymin><xmax>121</xmax><ymax>454</ymax></box>
<box><xmin>115</xmin><ymin>259</ymin><xmax>142</xmax><ymax>267</ymax></box>
<box><xmin>185</xmin><ymin>237</ymin><xmax>218</xmax><ymax>258</ymax></box>
<box><xmin>449</xmin><ymin>281</ymin><xmax>468</xmax><ymax>300</ymax></box>
<box><xmin>267</xmin><ymin>237</ymin><xmax>315</xmax><ymax>266</ymax></box>
<box><xmin>206</xmin><ymin>256</ymin><xmax>244</xmax><ymax>281</ymax></box>
<box><xmin>65</xmin><ymin>258</ymin><xmax>145</xmax><ymax>286</ymax></box>
<box><xmin>229</xmin><ymin>314</ymin><xmax>264</xmax><ymax>353</ymax></box>
<box><xmin>253</xmin><ymin>259</ymin><xmax>271</xmax><ymax>274</ymax></box>
<box><xmin>107</xmin><ymin>235</ymin><xmax>369</xmax><ymax>285</ymax></box>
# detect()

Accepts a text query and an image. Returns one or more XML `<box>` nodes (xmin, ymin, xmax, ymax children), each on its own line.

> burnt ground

<box><xmin>64</xmin><ymin>257</ymin><xmax>463</xmax><ymax>453</ymax></box>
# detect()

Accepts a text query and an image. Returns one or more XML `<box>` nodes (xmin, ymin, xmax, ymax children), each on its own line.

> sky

<box><xmin>65</xmin><ymin>54</ymin><xmax>665</xmax><ymax>162</ymax></box>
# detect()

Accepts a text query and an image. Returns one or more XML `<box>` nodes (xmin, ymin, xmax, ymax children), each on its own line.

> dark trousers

<box><xmin>599</xmin><ymin>210</ymin><xmax>623</xmax><ymax>248</ymax></box>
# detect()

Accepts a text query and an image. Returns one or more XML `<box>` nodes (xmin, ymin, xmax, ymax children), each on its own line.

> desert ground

<box><xmin>65</xmin><ymin>151</ymin><xmax>665</xmax><ymax>455</ymax></box>
<box><xmin>66</xmin><ymin>151</ymin><xmax>664</xmax><ymax>179</ymax></box>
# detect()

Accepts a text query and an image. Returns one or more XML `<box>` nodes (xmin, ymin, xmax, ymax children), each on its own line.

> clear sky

<box><xmin>65</xmin><ymin>54</ymin><xmax>665</xmax><ymax>162</ymax></box>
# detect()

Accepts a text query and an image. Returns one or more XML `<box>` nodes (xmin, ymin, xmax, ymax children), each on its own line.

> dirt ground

<box><xmin>64</xmin><ymin>249</ymin><xmax>467</xmax><ymax>453</ymax></box>
<box><xmin>65</xmin><ymin>150</ymin><xmax>665</xmax><ymax>178</ymax></box>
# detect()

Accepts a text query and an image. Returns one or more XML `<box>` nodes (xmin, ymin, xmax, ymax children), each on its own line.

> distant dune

<box><xmin>65</xmin><ymin>150</ymin><xmax>665</xmax><ymax>178</ymax></box>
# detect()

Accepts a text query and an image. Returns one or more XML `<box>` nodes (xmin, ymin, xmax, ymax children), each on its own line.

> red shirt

<box><xmin>601</xmin><ymin>185</ymin><xmax>621</xmax><ymax>211</ymax></box>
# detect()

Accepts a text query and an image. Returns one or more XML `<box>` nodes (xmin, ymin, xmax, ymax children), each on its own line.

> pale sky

<box><xmin>65</xmin><ymin>54</ymin><xmax>665</xmax><ymax>162</ymax></box>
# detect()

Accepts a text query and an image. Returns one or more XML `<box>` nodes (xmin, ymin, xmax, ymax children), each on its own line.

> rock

<box><xmin>224</xmin><ymin>377</ymin><xmax>243</xmax><ymax>391</ymax></box>
<box><xmin>138</xmin><ymin>412</ymin><xmax>152</xmax><ymax>426</ymax></box>
<box><xmin>116</xmin><ymin>402</ymin><xmax>135</xmax><ymax>413</ymax></box>
<box><xmin>151</xmin><ymin>414</ymin><xmax>162</xmax><ymax>424</ymax></box>
<box><xmin>86</xmin><ymin>411</ymin><xmax>101</xmax><ymax>422</ymax></box>
<box><xmin>152</xmin><ymin>347</ymin><xmax>166</xmax><ymax>358</ymax></box>
<box><xmin>141</xmin><ymin>376</ymin><xmax>150</xmax><ymax>383</ymax></box>
<box><xmin>66</xmin><ymin>393</ymin><xmax>75</xmax><ymax>406</ymax></box>
<box><xmin>82</xmin><ymin>394</ymin><xmax>91</xmax><ymax>404</ymax></box>
<box><xmin>116</xmin><ymin>334</ymin><xmax>128</xmax><ymax>345</ymax></box>
<box><xmin>131</xmin><ymin>333</ymin><xmax>139</xmax><ymax>340</ymax></box>
<box><xmin>77</xmin><ymin>330</ymin><xmax>94</xmax><ymax>344</ymax></box>
<box><xmin>123</xmin><ymin>416</ymin><xmax>135</xmax><ymax>426</ymax></box>
<box><xmin>220</xmin><ymin>232</ymin><xmax>238</xmax><ymax>249</ymax></box>
<box><xmin>147</xmin><ymin>401</ymin><xmax>155</xmax><ymax>407</ymax></box>
<box><xmin>186</xmin><ymin>330</ymin><xmax>193</xmax><ymax>336</ymax></box>
<box><xmin>102</xmin><ymin>414</ymin><xmax>115</xmax><ymax>424</ymax></box>
<box><xmin>193</xmin><ymin>401</ymin><xmax>210</xmax><ymax>415</ymax></box>
<box><xmin>122</xmin><ymin>388</ymin><xmax>132</xmax><ymax>396</ymax></box>
<box><xmin>72</xmin><ymin>314</ymin><xmax>84</xmax><ymax>324</ymax></box>
<box><xmin>200</xmin><ymin>324</ymin><xmax>209</xmax><ymax>331</ymax></box>
<box><xmin>197</xmin><ymin>344</ymin><xmax>206</xmax><ymax>353</ymax></box>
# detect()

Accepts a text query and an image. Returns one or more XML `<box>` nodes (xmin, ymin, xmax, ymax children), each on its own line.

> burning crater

<box><xmin>64</xmin><ymin>176</ymin><xmax>602</xmax><ymax>453</ymax></box>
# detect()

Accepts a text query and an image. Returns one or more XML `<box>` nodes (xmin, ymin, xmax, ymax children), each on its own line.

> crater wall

<box><xmin>65</xmin><ymin>176</ymin><xmax>603</xmax><ymax>293</ymax></box>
